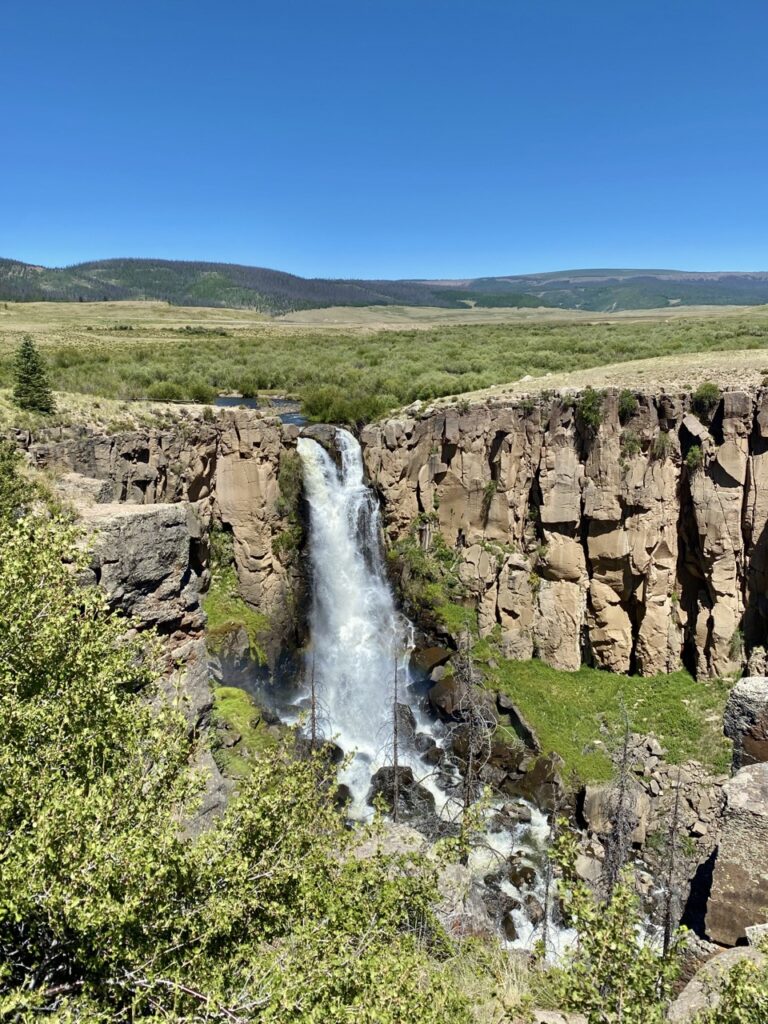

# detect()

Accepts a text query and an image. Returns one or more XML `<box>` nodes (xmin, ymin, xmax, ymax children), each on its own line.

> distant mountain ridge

<box><xmin>2</xmin><ymin>257</ymin><xmax>768</xmax><ymax>313</ymax></box>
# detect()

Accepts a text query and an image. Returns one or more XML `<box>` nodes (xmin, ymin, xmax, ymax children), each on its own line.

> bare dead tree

<box><xmin>447</xmin><ymin>634</ymin><xmax>497</xmax><ymax>860</ymax></box>
<box><xmin>392</xmin><ymin>655</ymin><xmax>400</xmax><ymax>823</ymax></box>
<box><xmin>662</xmin><ymin>767</ymin><xmax>683</xmax><ymax>957</ymax></box>
<box><xmin>602</xmin><ymin>704</ymin><xmax>638</xmax><ymax>900</ymax></box>
<box><xmin>309</xmin><ymin>652</ymin><xmax>318</xmax><ymax>753</ymax></box>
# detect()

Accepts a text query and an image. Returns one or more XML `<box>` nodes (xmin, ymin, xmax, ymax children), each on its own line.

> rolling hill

<box><xmin>2</xmin><ymin>257</ymin><xmax>768</xmax><ymax>313</ymax></box>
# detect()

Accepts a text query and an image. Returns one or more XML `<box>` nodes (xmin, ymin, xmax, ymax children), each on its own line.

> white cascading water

<box><xmin>297</xmin><ymin>428</ymin><xmax>436</xmax><ymax>815</ymax></box>
<box><xmin>297</xmin><ymin>427</ymin><xmax>572</xmax><ymax>956</ymax></box>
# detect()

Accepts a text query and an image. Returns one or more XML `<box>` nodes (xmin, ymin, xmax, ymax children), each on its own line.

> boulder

<box><xmin>367</xmin><ymin>766</ymin><xmax>436</xmax><ymax>821</ymax></box>
<box><xmin>435</xmin><ymin>863</ymin><xmax>496</xmax><ymax>939</ymax></box>
<box><xmin>667</xmin><ymin>946</ymin><xmax>767</xmax><ymax>1022</ymax></box>
<box><xmin>428</xmin><ymin>675</ymin><xmax>464</xmax><ymax>717</ymax></box>
<box><xmin>706</xmin><ymin>763</ymin><xmax>768</xmax><ymax>945</ymax></box>
<box><xmin>582</xmin><ymin>782</ymin><xmax>651</xmax><ymax>845</ymax></box>
<box><xmin>724</xmin><ymin>676</ymin><xmax>768</xmax><ymax>769</ymax></box>
<box><xmin>410</xmin><ymin>646</ymin><xmax>452</xmax><ymax>675</ymax></box>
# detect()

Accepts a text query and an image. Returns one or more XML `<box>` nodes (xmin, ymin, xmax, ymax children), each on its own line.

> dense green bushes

<box><xmin>0</xmin><ymin>459</ymin><xmax>472</xmax><ymax>1023</ymax></box>
<box><xmin>3</xmin><ymin>311</ymin><xmax>768</xmax><ymax>422</ymax></box>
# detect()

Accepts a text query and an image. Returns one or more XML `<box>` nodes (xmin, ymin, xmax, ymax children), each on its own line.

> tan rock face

<box><xmin>705</xmin><ymin>763</ymin><xmax>768</xmax><ymax>945</ymax></box>
<box><xmin>363</xmin><ymin>387</ymin><xmax>768</xmax><ymax>678</ymax></box>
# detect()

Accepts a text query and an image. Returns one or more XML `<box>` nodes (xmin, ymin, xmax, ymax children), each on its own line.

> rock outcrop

<box><xmin>724</xmin><ymin>675</ymin><xmax>768</xmax><ymax>768</ymax></box>
<box><xmin>705</xmin><ymin>762</ymin><xmax>768</xmax><ymax>945</ymax></box>
<box><xmin>25</xmin><ymin>409</ymin><xmax>302</xmax><ymax>651</ymax></box>
<box><xmin>362</xmin><ymin>386</ymin><xmax>768</xmax><ymax>677</ymax></box>
<box><xmin>667</xmin><ymin>946</ymin><xmax>767</xmax><ymax>1022</ymax></box>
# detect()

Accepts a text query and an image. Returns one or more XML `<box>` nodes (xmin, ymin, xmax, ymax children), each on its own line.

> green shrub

<box><xmin>694</xmin><ymin>945</ymin><xmax>768</xmax><ymax>1022</ymax></box>
<box><xmin>685</xmin><ymin>444</ymin><xmax>704</xmax><ymax>472</ymax></box>
<box><xmin>618</xmin><ymin>388</ymin><xmax>638</xmax><ymax>424</ymax></box>
<box><xmin>188</xmin><ymin>377</ymin><xmax>216</xmax><ymax>404</ymax></box>
<box><xmin>575</xmin><ymin>386</ymin><xmax>603</xmax><ymax>432</ymax></box>
<box><xmin>692</xmin><ymin>380</ymin><xmax>721</xmax><ymax>418</ymax></box>
<box><xmin>547</xmin><ymin>823</ymin><xmax>681</xmax><ymax>1023</ymax></box>
<box><xmin>481</xmin><ymin>480</ymin><xmax>497</xmax><ymax>523</ymax></box>
<box><xmin>653</xmin><ymin>430</ymin><xmax>673</xmax><ymax>460</ymax></box>
<box><xmin>147</xmin><ymin>379</ymin><xmax>184</xmax><ymax>402</ymax></box>
<box><xmin>620</xmin><ymin>429</ymin><xmax>641</xmax><ymax>456</ymax></box>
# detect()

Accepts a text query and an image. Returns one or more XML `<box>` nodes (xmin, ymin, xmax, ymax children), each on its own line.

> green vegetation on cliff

<box><xmin>478</xmin><ymin>654</ymin><xmax>731</xmax><ymax>784</ymax></box>
<box><xmin>203</xmin><ymin>527</ymin><xmax>270</xmax><ymax>663</ymax></box>
<box><xmin>212</xmin><ymin>685</ymin><xmax>283</xmax><ymax>778</ymax></box>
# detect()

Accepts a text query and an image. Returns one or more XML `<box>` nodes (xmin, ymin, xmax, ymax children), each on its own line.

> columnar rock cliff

<box><xmin>361</xmin><ymin>387</ymin><xmax>768</xmax><ymax>678</ymax></box>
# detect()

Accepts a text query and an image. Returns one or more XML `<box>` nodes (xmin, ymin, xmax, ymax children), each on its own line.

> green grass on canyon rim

<box><xmin>2</xmin><ymin>300</ymin><xmax>768</xmax><ymax>422</ymax></box>
<box><xmin>476</xmin><ymin>651</ymin><xmax>732</xmax><ymax>785</ymax></box>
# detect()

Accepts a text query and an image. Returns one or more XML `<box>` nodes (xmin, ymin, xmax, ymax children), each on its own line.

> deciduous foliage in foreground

<box><xmin>0</xmin><ymin>454</ymin><xmax>469</xmax><ymax>1023</ymax></box>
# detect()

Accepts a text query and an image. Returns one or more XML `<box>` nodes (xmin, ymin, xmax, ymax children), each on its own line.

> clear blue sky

<box><xmin>2</xmin><ymin>0</ymin><xmax>767</xmax><ymax>278</ymax></box>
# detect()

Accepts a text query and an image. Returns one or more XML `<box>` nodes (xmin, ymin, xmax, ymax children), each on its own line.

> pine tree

<box><xmin>12</xmin><ymin>335</ymin><xmax>55</xmax><ymax>413</ymax></box>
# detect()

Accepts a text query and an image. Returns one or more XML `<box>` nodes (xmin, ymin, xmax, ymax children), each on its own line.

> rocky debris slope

<box><xmin>362</xmin><ymin>386</ymin><xmax>768</xmax><ymax>677</ymax></box>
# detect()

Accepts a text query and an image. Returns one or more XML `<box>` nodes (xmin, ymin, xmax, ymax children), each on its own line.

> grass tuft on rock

<box><xmin>212</xmin><ymin>685</ymin><xmax>282</xmax><ymax>777</ymax></box>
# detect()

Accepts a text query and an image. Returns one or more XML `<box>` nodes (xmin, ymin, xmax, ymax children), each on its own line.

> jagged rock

<box><xmin>428</xmin><ymin>676</ymin><xmax>464</xmax><ymax>716</ymax></box>
<box><xmin>667</xmin><ymin>947</ymin><xmax>767</xmax><ymax>1023</ymax></box>
<box><xmin>367</xmin><ymin>766</ymin><xmax>436</xmax><ymax>821</ymax></box>
<box><xmin>724</xmin><ymin>676</ymin><xmax>768</xmax><ymax>768</ymax></box>
<box><xmin>706</xmin><ymin>763</ymin><xmax>768</xmax><ymax>945</ymax></box>
<box><xmin>360</xmin><ymin>388</ymin><xmax>768</xmax><ymax>679</ymax></box>
<box><xmin>82</xmin><ymin>500</ymin><xmax>209</xmax><ymax>638</ymax></box>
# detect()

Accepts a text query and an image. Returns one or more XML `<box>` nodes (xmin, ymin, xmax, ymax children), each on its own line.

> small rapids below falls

<box><xmin>295</xmin><ymin>428</ymin><xmax>573</xmax><ymax>956</ymax></box>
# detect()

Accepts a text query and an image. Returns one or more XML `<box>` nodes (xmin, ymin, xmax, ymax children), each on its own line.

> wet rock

<box><xmin>504</xmin><ymin>753</ymin><xmax>566</xmax><ymax>812</ymax></box>
<box><xmin>367</xmin><ymin>766</ymin><xmax>437</xmax><ymax>821</ymax></box>
<box><xmin>410</xmin><ymin>646</ymin><xmax>452</xmax><ymax>675</ymax></box>
<box><xmin>501</xmin><ymin>801</ymin><xmax>533</xmax><ymax>824</ymax></box>
<box><xmin>428</xmin><ymin>676</ymin><xmax>464</xmax><ymax>717</ymax></box>
<box><xmin>507</xmin><ymin>861</ymin><xmax>536</xmax><ymax>890</ymax></box>
<box><xmin>706</xmin><ymin>763</ymin><xmax>768</xmax><ymax>945</ymax></box>
<box><xmin>724</xmin><ymin>675</ymin><xmax>768</xmax><ymax>768</ymax></box>
<box><xmin>394</xmin><ymin>702</ymin><xmax>418</xmax><ymax>748</ymax></box>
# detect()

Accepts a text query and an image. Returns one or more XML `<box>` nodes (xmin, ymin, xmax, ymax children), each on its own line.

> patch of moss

<box><xmin>212</xmin><ymin>685</ymin><xmax>282</xmax><ymax>778</ymax></box>
<box><xmin>203</xmin><ymin>561</ymin><xmax>269</xmax><ymax>665</ymax></box>
<box><xmin>476</xmin><ymin>654</ymin><xmax>731</xmax><ymax>786</ymax></box>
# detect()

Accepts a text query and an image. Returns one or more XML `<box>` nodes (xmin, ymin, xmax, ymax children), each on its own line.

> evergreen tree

<box><xmin>12</xmin><ymin>335</ymin><xmax>55</xmax><ymax>412</ymax></box>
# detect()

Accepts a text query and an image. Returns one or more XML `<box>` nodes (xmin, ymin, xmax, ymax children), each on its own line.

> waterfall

<box><xmin>296</xmin><ymin>428</ymin><xmax>573</xmax><ymax>956</ymax></box>
<box><xmin>297</xmin><ymin>428</ymin><xmax>426</xmax><ymax>814</ymax></box>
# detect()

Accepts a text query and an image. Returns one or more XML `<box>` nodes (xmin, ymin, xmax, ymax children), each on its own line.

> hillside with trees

<box><xmin>3</xmin><ymin>257</ymin><xmax>768</xmax><ymax>313</ymax></box>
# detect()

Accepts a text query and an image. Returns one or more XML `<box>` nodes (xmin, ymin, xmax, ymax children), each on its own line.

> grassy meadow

<box><xmin>2</xmin><ymin>300</ymin><xmax>768</xmax><ymax>422</ymax></box>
